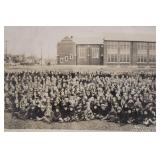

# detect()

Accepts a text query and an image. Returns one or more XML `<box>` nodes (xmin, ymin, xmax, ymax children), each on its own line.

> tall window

<box><xmin>65</xmin><ymin>56</ymin><xmax>68</xmax><ymax>62</ymax></box>
<box><xmin>137</xmin><ymin>42</ymin><xmax>148</xmax><ymax>63</ymax></box>
<box><xmin>69</xmin><ymin>54</ymin><xmax>73</xmax><ymax>60</ymax></box>
<box><xmin>149</xmin><ymin>55</ymin><xmax>156</xmax><ymax>63</ymax></box>
<box><xmin>60</xmin><ymin>58</ymin><xmax>63</xmax><ymax>63</ymax></box>
<box><xmin>78</xmin><ymin>47</ymin><xmax>87</xmax><ymax>58</ymax></box>
<box><xmin>91</xmin><ymin>47</ymin><xmax>99</xmax><ymax>58</ymax></box>
<box><xmin>149</xmin><ymin>43</ymin><xmax>156</xmax><ymax>63</ymax></box>
<box><xmin>107</xmin><ymin>42</ymin><xmax>118</xmax><ymax>63</ymax></box>
<box><xmin>119</xmin><ymin>42</ymin><xmax>130</xmax><ymax>63</ymax></box>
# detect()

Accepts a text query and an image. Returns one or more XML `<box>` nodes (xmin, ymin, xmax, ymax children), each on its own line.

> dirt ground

<box><xmin>4</xmin><ymin>112</ymin><xmax>156</xmax><ymax>132</ymax></box>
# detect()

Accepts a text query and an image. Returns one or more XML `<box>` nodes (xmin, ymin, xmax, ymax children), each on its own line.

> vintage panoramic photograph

<box><xmin>4</xmin><ymin>26</ymin><xmax>156</xmax><ymax>131</ymax></box>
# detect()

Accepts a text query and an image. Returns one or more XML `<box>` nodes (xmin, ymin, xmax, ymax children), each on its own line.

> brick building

<box><xmin>57</xmin><ymin>36</ymin><xmax>76</xmax><ymax>65</ymax></box>
<box><xmin>57</xmin><ymin>36</ymin><xmax>156</xmax><ymax>66</ymax></box>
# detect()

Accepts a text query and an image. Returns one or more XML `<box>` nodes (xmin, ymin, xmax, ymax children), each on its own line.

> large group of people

<box><xmin>4</xmin><ymin>70</ymin><xmax>156</xmax><ymax>126</ymax></box>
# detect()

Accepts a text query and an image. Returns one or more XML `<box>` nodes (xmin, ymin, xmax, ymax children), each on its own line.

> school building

<box><xmin>57</xmin><ymin>36</ymin><xmax>156</xmax><ymax>66</ymax></box>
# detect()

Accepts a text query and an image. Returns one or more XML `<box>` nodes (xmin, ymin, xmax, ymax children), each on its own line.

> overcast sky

<box><xmin>4</xmin><ymin>26</ymin><xmax>156</xmax><ymax>58</ymax></box>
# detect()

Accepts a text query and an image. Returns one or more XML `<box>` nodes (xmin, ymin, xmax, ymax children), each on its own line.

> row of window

<box><xmin>60</xmin><ymin>55</ymin><xmax>73</xmax><ymax>63</ymax></box>
<box><xmin>78</xmin><ymin>47</ymin><xmax>100</xmax><ymax>58</ymax></box>
<box><xmin>136</xmin><ymin>42</ymin><xmax>148</xmax><ymax>50</ymax></box>
<box><xmin>107</xmin><ymin>54</ymin><xmax>130</xmax><ymax>63</ymax></box>
<box><xmin>107</xmin><ymin>49</ymin><xmax>130</xmax><ymax>55</ymax></box>
<box><xmin>107</xmin><ymin>48</ymin><xmax>154</xmax><ymax>56</ymax></box>
<box><xmin>137</xmin><ymin>55</ymin><xmax>156</xmax><ymax>63</ymax></box>
<box><xmin>136</xmin><ymin>43</ymin><xmax>156</xmax><ymax>50</ymax></box>
<box><xmin>105</xmin><ymin>42</ymin><xmax>156</xmax><ymax>50</ymax></box>
<box><xmin>59</xmin><ymin>54</ymin><xmax>155</xmax><ymax>63</ymax></box>
<box><xmin>77</xmin><ymin>45</ymin><xmax>155</xmax><ymax>59</ymax></box>
<box><xmin>107</xmin><ymin>54</ymin><xmax>155</xmax><ymax>63</ymax></box>
<box><xmin>106</xmin><ymin>42</ymin><xmax>131</xmax><ymax>50</ymax></box>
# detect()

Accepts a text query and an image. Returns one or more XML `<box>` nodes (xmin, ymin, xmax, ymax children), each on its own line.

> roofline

<box><xmin>103</xmin><ymin>40</ymin><xmax>156</xmax><ymax>43</ymax></box>
<box><xmin>76</xmin><ymin>44</ymin><xmax>103</xmax><ymax>45</ymax></box>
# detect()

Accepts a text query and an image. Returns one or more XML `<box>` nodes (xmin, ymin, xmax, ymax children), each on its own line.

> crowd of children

<box><xmin>4</xmin><ymin>70</ymin><xmax>156</xmax><ymax>126</ymax></box>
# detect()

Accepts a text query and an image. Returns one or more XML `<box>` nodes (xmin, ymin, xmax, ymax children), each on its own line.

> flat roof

<box><xmin>104</xmin><ymin>34</ymin><xmax>156</xmax><ymax>42</ymax></box>
<box><xmin>76</xmin><ymin>44</ymin><xmax>103</xmax><ymax>45</ymax></box>
<box><xmin>104</xmin><ymin>39</ymin><xmax>155</xmax><ymax>42</ymax></box>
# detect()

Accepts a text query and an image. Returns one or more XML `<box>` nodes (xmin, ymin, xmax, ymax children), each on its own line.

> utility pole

<box><xmin>41</xmin><ymin>48</ymin><xmax>43</xmax><ymax>66</ymax></box>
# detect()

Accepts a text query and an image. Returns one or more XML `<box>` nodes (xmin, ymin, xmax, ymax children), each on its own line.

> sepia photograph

<box><xmin>4</xmin><ymin>26</ymin><xmax>156</xmax><ymax>131</ymax></box>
